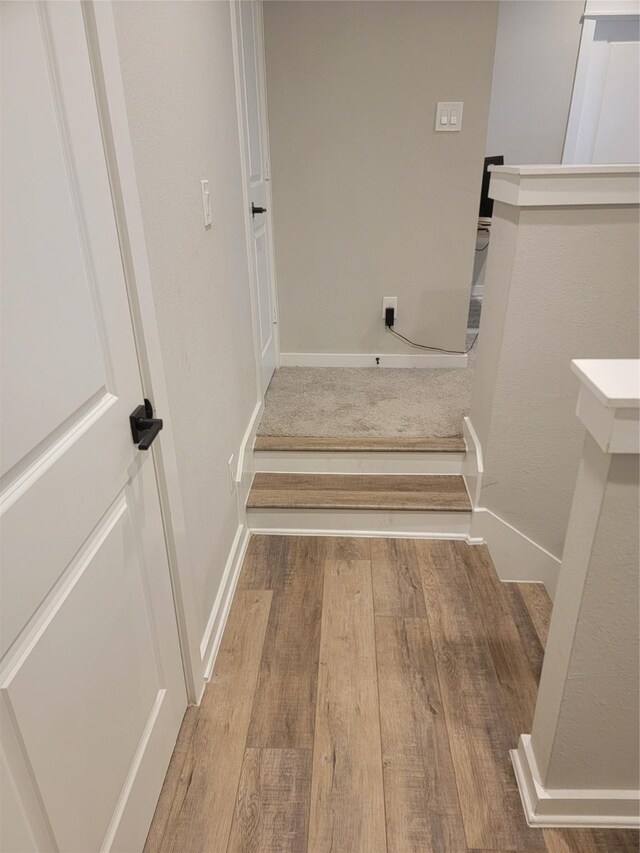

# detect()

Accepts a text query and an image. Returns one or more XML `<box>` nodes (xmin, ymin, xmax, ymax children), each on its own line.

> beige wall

<box><xmin>548</xmin><ymin>450</ymin><xmax>640</xmax><ymax>789</ymax></box>
<box><xmin>471</xmin><ymin>203</ymin><xmax>640</xmax><ymax>559</ymax></box>
<box><xmin>486</xmin><ymin>1</ymin><xmax>584</xmax><ymax>164</ymax></box>
<box><xmin>263</xmin><ymin>1</ymin><xmax>498</xmax><ymax>355</ymax></box>
<box><xmin>113</xmin><ymin>2</ymin><xmax>258</xmax><ymax>639</ymax></box>
<box><xmin>532</xmin><ymin>438</ymin><xmax>639</xmax><ymax>791</ymax></box>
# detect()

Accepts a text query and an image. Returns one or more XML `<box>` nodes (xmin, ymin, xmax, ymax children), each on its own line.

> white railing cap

<box><xmin>572</xmin><ymin>359</ymin><xmax>640</xmax><ymax>453</ymax></box>
<box><xmin>488</xmin><ymin>164</ymin><xmax>640</xmax><ymax>208</ymax></box>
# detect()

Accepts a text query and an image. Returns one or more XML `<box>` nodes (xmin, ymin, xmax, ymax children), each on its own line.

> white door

<box><xmin>235</xmin><ymin>0</ymin><xmax>278</xmax><ymax>394</ymax></box>
<box><xmin>563</xmin><ymin>13</ymin><xmax>640</xmax><ymax>163</ymax></box>
<box><xmin>0</xmin><ymin>4</ymin><xmax>185</xmax><ymax>851</ymax></box>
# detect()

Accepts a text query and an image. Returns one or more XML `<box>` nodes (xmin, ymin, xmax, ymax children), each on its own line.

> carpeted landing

<box><xmin>257</xmin><ymin>356</ymin><xmax>475</xmax><ymax>439</ymax></box>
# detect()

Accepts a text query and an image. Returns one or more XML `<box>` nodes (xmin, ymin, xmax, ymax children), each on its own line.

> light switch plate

<box><xmin>201</xmin><ymin>179</ymin><xmax>212</xmax><ymax>227</ymax></box>
<box><xmin>228</xmin><ymin>453</ymin><xmax>236</xmax><ymax>493</ymax></box>
<box><xmin>435</xmin><ymin>102</ymin><xmax>463</xmax><ymax>132</ymax></box>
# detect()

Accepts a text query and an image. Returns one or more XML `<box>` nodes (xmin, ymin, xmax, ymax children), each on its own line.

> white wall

<box><xmin>471</xmin><ymin>199</ymin><xmax>639</xmax><ymax>561</ymax></box>
<box><xmin>113</xmin><ymin>2</ymin><xmax>258</xmax><ymax>641</ymax></box>
<box><xmin>263</xmin><ymin>1</ymin><xmax>498</xmax><ymax>356</ymax></box>
<box><xmin>533</xmin><ymin>444</ymin><xmax>640</xmax><ymax>791</ymax></box>
<box><xmin>486</xmin><ymin>1</ymin><xmax>584</xmax><ymax>164</ymax></box>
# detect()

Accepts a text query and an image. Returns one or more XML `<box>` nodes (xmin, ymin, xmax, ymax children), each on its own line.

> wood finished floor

<box><xmin>145</xmin><ymin>536</ymin><xmax>639</xmax><ymax>853</ymax></box>
<box><xmin>247</xmin><ymin>473</ymin><xmax>472</xmax><ymax>511</ymax></box>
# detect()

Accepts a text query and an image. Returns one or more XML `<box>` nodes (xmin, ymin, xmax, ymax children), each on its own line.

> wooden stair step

<box><xmin>247</xmin><ymin>473</ymin><xmax>471</xmax><ymax>512</ymax></box>
<box><xmin>254</xmin><ymin>435</ymin><xmax>466</xmax><ymax>453</ymax></box>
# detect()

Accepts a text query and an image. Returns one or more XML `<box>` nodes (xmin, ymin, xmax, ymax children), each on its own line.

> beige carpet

<box><xmin>258</xmin><ymin>348</ymin><xmax>475</xmax><ymax>438</ymax></box>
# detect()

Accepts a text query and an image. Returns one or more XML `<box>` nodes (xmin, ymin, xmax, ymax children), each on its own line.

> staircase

<box><xmin>247</xmin><ymin>435</ymin><xmax>472</xmax><ymax>537</ymax></box>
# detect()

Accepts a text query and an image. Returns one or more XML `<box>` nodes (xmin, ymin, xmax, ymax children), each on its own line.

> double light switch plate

<box><xmin>435</xmin><ymin>102</ymin><xmax>463</xmax><ymax>132</ymax></box>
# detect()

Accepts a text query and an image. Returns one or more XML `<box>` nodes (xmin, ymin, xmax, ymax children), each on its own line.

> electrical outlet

<box><xmin>228</xmin><ymin>453</ymin><xmax>236</xmax><ymax>493</ymax></box>
<box><xmin>382</xmin><ymin>297</ymin><xmax>398</xmax><ymax>319</ymax></box>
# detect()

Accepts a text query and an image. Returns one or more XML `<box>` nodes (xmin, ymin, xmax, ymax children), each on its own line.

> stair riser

<box><xmin>247</xmin><ymin>508</ymin><xmax>471</xmax><ymax>538</ymax></box>
<box><xmin>253</xmin><ymin>451</ymin><xmax>464</xmax><ymax>476</ymax></box>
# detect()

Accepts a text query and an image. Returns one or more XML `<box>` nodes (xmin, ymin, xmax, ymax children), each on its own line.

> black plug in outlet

<box><xmin>385</xmin><ymin>306</ymin><xmax>395</xmax><ymax>328</ymax></box>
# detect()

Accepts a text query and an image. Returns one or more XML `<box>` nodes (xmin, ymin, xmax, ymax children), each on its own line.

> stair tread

<box><xmin>247</xmin><ymin>473</ymin><xmax>471</xmax><ymax>512</ymax></box>
<box><xmin>254</xmin><ymin>435</ymin><xmax>466</xmax><ymax>453</ymax></box>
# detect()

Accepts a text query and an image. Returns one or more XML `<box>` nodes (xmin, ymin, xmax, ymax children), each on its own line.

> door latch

<box><xmin>251</xmin><ymin>202</ymin><xmax>267</xmax><ymax>218</ymax></box>
<box><xmin>130</xmin><ymin>399</ymin><xmax>163</xmax><ymax>451</ymax></box>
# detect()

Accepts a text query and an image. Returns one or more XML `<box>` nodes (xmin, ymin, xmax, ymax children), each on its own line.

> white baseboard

<box><xmin>235</xmin><ymin>399</ymin><xmax>263</xmax><ymax>526</ymax></box>
<box><xmin>462</xmin><ymin>418</ymin><xmax>559</xmax><ymax>598</ymax></box>
<box><xmin>254</xmin><ymin>450</ymin><xmax>465</xmax><ymax>476</ymax></box>
<box><xmin>471</xmin><ymin>507</ymin><xmax>561</xmax><ymax>599</ymax></box>
<box><xmin>247</xmin><ymin>508</ymin><xmax>471</xmax><ymax>538</ymax></box>
<box><xmin>245</xmin><ymin>529</ymin><xmax>481</xmax><ymax>542</ymax></box>
<box><xmin>511</xmin><ymin>735</ymin><xmax>640</xmax><ymax>829</ymax></box>
<box><xmin>462</xmin><ymin>416</ymin><xmax>483</xmax><ymax>506</ymax></box>
<box><xmin>195</xmin><ymin>401</ymin><xmax>263</xmax><ymax>700</ymax></box>
<box><xmin>279</xmin><ymin>352</ymin><xmax>468</xmax><ymax>368</ymax></box>
<box><xmin>199</xmin><ymin>523</ymin><xmax>250</xmax><ymax>692</ymax></box>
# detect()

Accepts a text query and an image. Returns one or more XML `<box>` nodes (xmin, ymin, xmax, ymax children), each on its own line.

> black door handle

<box><xmin>251</xmin><ymin>202</ymin><xmax>266</xmax><ymax>218</ymax></box>
<box><xmin>130</xmin><ymin>399</ymin><xmax>163</xmax><ymax>450</ymax></box>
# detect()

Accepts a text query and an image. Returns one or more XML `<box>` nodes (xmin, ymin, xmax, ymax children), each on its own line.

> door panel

<box><xmin>1</xmin><ymin>400</ymin><xmax>130</xmax><ymax>658</ymax></box>
<box><xmin>236</xmin><ymin>1</ymin><xmax>277</xmax><ymax>392</ymax></box>
<box><xmin>1</xmin><ymin>3</ymin><xmax>185</xmax><ymax>850</ymax></box>
<box><xmin>591</xmin><ymin>39</ymin><xmax>640</xmax><ymax>163</ymax></box>
<box><xmin>564</xmin><ymin>15</ymin><xmax>640</xmax><ymax>163</ymax></box>
<box><xmin>4</xmin><ymin>493</ymin><xmax>159</xmax><ymax>853</ymax></box>
<box><xmin>240</xmin><ymin>1</ymin><xmax>264</xmax><ymax>183</ymax></box>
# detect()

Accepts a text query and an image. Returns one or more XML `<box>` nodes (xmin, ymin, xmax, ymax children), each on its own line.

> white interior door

<box><xmin>0</xmin><ymin>3</ymin><xmax>185</xmax><ymax>851</ymax></box>
<box><xmin>235</xmin><ymin>0</ymin><xmax>278</xmax><ymax>394</ymax></box>
<box><xmin>563</xmin><ymin>12</ymin><xmax>640</xmax><ymax>163</ymax></box>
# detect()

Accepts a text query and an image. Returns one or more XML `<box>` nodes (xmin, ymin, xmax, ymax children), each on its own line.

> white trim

<box><xmin>199</xmin><ymin>524</ymin><xmax>251</xmax><ymax>692</ymax></box>
<box><xmin>84</xmin><ymin>3</ymin><xmax>202</xmax><ymax>700</ymax></box>
<box><xmin>229</xmin><ymin>2</ymin><xmax>274</xmax><ymax>401</ymax></box>
<box><xmin>235</xmin><ymin>400</ymin><xmax>263</xmax><ymax>528</ymax></box>
<box><xmin>230</xmin><ymin>1</ymin><xmax>280</xmax><ymax>392</ymax></box>
<box><xmin>571</xmin><ymin>358</ymin><xmax>640</xmax><ymax>409</ymax></box>
<box><xmin>247</xmin><ymin>508</ymin><xmax>471</xmax><ymax>538</ymax></box>
<box><xmin>235</xmin><ymin>400</ymin><xmax>263</xmax><ymax>486</ymax></box>
<box><xmin>470</xmin><ymin>508</ymin><xmax>561</xmax><ymax>599</ymax></box>
<box><xmin>562</xmin><ymin>10</ymin><xmax>640</xmax><ymax>164</ymax></box>
<box><xmin>511</xmin><ymin>735</ymin><xmax>640</xmax><ymax>828</ymax></box>
<box><xmin>583</xmin><ymin>1</ymin><xmax>640</xmax><ymax>19</ymax></box>
<box><xmin>460</xmin><ymin>419</ymin><xmax>559</xmax><ymax>596</ymax></box>
<box><xmin>248</xmin><ymin>528</ymin><xmax>482</xmax><ymax>543</ymax></box>
<box><xmin>279</xmin><ymin>352</ymin><xmax>468</xmax><ymax>369</ymax></box>
<box><xmin>563</xmin><ymin>16</ymin><xmax>598</xmax><ymax>163</ymax></box>
<box><xmin>575</xmin><ymin>385</ymin><xmax>640</xmax><ymax>454</ymax></box>
<box><xmin>572</xmin><ymin>358</ymin><xmax>640</xmax><ymax>408</ymax></box>
<box><xmin>197</xmin><ymin>396</ymin><xmax>264</xmax><ymax>694</ymax></box>
<box><xmin>254</xmin><ymin>450</ymin><xmax>464</xmax><ymax>476</ymax></box>
<box><xmin>490</xmin><ymin>164</ymin><xmax>639</xmax><ymax>176</ymax></box>
<box><xmin>462</xmin><ymin>416</ymin><xmax>483</xmax><ymax>506</ymax></box>
<box><xmin>572</xmin><ymin>360</ymin><xmax>640</xmax><ymax>454</ymax></box>
<box><xmin>254</xmin><ymin>1</ymin><xmax>281</xmax><ymax>366</ymax></box>
<box><xmin>489</xmin><ymin>165</ymin><xmax>640</xmax><ymax>208</ymax></box>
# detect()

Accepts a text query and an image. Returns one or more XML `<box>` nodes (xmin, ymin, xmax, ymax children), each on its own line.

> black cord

<box><xmin>476</xmin><ymin>226</ymin><xmax>490</xmax><ymax>251</ymax></box>
<box><xmin>388</xmin><ymin>325</ymin><xmax>479</xmax><ymax>354</ymax></box>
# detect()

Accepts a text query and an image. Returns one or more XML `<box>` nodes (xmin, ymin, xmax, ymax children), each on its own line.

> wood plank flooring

<box><xmin>145</xmin><ymin>535</ymin><xmax>639</xmax><ymax>853</ymax></box>
<box><xmin>247</xmin><ymin>473</ymin><xmax>471</xmax><ymax>511</ymax></box>
<box><xmin>254</xmin><ymin>435</ymin><xmax>466</xmax><ymax>453</ymax></box>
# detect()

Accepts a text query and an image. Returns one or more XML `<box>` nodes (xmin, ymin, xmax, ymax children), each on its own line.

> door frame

<box><xmin>562</xmin><ymin>0</ymin><xmax>640</xmax><ymax>163</ymax></box>
<box><xmin>82</xmin><ymin>2</ymin><xmax>203</xmax><ymax>703</ymax></box>
<box><xmin>230</xmin><ymin>0</ymin><xmax>281</xmax><ymax>396</ymax></box>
